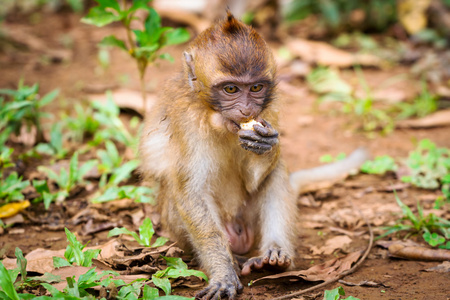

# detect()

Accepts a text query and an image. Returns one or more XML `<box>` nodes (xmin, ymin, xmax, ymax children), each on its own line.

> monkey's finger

<box><xmin>241</xmin><ymin>257</ymin><xmax>264</xmax><ymax>275</ymax></box>
<box><xmin>269</xmin><ymin>249</ymin><xmax>280</xmax><ymax>266</ymax></box>
<box><xmin>239</xmin><ymin>132</ymin><xmax>278</xmax><ymax>146</ymax></box>
<box><xmin>239</xmin><ymin>140</ymin><xmax>272</xmax><ymax>155</ymax></box>
<box><xmin>254</xmin><ymin>123</ymin><xmax>278</xmax><ymax>138</ymax></box>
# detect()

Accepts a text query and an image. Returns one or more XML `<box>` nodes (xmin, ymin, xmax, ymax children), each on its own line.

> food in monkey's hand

<box><xmin>240</xmin><ymin>120</ymin><xmax>263</xmax><ymax>131</ymax></box>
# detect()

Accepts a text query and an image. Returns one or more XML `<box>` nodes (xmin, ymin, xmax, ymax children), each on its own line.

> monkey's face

<box><xmin>209</xmin><ymin>75</ymin><xmax>275</xmax><ymax>134</ymax></box>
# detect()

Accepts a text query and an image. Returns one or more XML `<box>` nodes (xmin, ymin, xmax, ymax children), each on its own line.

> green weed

<box><xmin>360</xmin><ymin>155</ymin><xmax>397</xmax><ymax>175</ymax></box>
<box><xmin>379</xmin><ymin>192</ymin><xmax>450</xmax><ymax>249</ymax></box>
<box><xmin>108</xmin><ymin>218</ymin><xmax>168</xmax><ymax>248</ymax></box>
<box><xmin>0</xmin><ymin>81</ymin><xmax>58</xmax><ymax>144</ymax></box>
<box><xmin>395</xmin><ymin>80</ymin><xmax>438</xmax><ymax>120</ymax></box>
<box><xmin>323</xmin><ymin>286</ymin><xmax>360</xmax><ymax>300</ymax></box>
<box><xmin>82</xmin><ymin>0</ymin><xmax>190</xmax><ymax>109</ymax></box>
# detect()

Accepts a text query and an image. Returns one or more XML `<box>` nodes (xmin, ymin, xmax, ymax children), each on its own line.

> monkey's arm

<box><xmin>172</xmin><ymin>172</ymin><xmax>243</xmax><ymax>299</ymax></box>
<box><xmin>289</xmin><ymin>147</ymin><xmax>370</xmax><ymax>197</ymax></box>
<box><xmin>241</xmin><ymin>161</ymin><xmax>297</xmax><ymax>275</ymax></box>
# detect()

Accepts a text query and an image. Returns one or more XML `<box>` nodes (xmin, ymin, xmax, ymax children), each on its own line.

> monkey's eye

<box><xmin>250</xmin><ymin>84</ymin><xmax>263</xmax><ymax>92</ymax></box>
<box><xmin>224</xmin><ymin>85</ymin><xmax>239</xmax><ymax>94</ymax></box>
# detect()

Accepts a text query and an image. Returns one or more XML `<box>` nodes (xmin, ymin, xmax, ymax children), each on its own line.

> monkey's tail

<box><xmin>289</xmin><ymin>148</ymin><xmax>370</xmax><ymax>197</ymax></box>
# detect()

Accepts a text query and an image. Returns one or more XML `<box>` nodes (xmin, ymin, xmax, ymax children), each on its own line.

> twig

<box><xmin>272</xmin><ymin>200</ymin><xmax>374</xmax><ymax>300</ymax></box>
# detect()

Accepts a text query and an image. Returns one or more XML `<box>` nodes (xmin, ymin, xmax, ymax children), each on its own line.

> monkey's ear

<box><xmin>183</xmin><ymin>51</ymin><xmax>197</xmax><ymax>89</ymax></box>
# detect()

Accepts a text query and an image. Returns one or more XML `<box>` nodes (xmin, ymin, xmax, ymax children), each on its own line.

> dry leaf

<box><xmin>253</xmin><ymin>250</ymin><xmax>363</xmax><ymax>283</ymax></box>
<box><xmin>388</xmin><ymin>243</ymin><xmax>450</xmax><ymax>261</ymax></box>
<box><xmin>338</xmin><ymin>279</ymin><xmax>389</xmax><ymax>288</ymax></box>
<box><xmin>397</xmin><ymin>0</ymin><xmax>431</xmax><ymax>34</ymax></box>
<box><xmin>287</xmin><ymin>39</ymin><xmax>382</xmax><ymax>68</ymax></box>
<box><xmin>396</xmin><ymin>110</ymin><xmax>450</xmax><ymax>128</ymax></box>
<box><xmin>424</xmin><ymin>261</ymin><xmax>450</xmax><ymax>273</ymax></box>
<box><xmin>88</xmin><ymin>89</ymin><xmax>157</xmax><ymax>116</ymax></box>
<box><xmin>310</xmin><ymin>235</ymin><xmax>353</xmax><ymax>255</ymax></box>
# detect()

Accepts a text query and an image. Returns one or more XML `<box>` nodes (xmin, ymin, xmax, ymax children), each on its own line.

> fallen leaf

<box><xmin>253</xmin><ymin>250</ymin><xmax>363</xmax><ymax>284</ymax></box>
<box><xmin>287</xmin><ymin>39</ymin><xmax>382</xmax><ymax>68</ymax></box>
<box><xmin>88</xmin><ymin>89</ymin><xmax>157</xmax><ymax>117</ymax></box>
<box><xmin>388</xmin><ymin>243</ymin><xmax>450</xmax><ymax>261</ymax></box>
<box><xmin>310</xmin><ymin>235</ymin><xmax>353</xmax><ymax>255</ymax></box>
<box><xmin>423</xmin><ymin>261</ymin><xmax>450</xmax><ymax>273</ymax></box>
<box><xmin>396</xmin><ymin>109</ymin><xmax>450</xmax><ymax>128</ymax></box>
<box><xmin>0</xmin><ymin>200</ymin><xmax>30</xmax><ymax>218</ymax></box>
<box><xmin>1</xmin><ymin>213</ymin><xmax>25</xmax><ymax>226</ymax></box>
<box><xmin>398</xmin><ymin>0</ymin><xmax>431</xmax><ymax>34</ymax></box>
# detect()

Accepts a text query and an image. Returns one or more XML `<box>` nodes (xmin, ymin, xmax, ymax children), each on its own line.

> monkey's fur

<box><xmin>139</xmin><ymin>13</ymin><xmax>367</xmax><ymax>300</ymax></box>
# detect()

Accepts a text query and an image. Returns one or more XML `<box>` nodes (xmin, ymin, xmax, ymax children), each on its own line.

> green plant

<box><xmin>0</xmin><ymin>81</ymin><xmax>58</xmax><ymax>144</ymax></box>
<box><xmin>92</xmin><ymin>185</ymin><xmax>155</xmax><ymax>204</ymax></box>
<box><xmin>401</xmin><ymin>139</ymin><xmax>450</xmax><ymax>189</ymax></box>
<box><xmin>395</xmin><ymin>80</ymin><xmax>438</xmax><ymax>120</ymax></box>
<box><xmin>284</xmin><ymin>0</ymin><xmax>397</xmax><ymax>32</ymax></box>
<box><xmin>319</xmin><ymin>152</ymin><xmax>346</xmax><ymax>163</ymax></box>
<box><xmin>379</xmin><ymin>192</ymin><xmax>450</xmax><ymax>249</ymax></box>
<box><xmin>81</xmin><ymin>0</ymin><xmax>190</xmax><ymax>109</ymax></box>
<box><xmin>61</xmin><ymin>103</ymin><xmax>100</xmax><ymax>144</ymax></box>
<box><xmin>34</xmin><ymin>124</ymin><xmax>69</xmax><ymax>159</ymax></box>
<box><xmin>307</xmin><ymin>66</ymin><xmax>395</xmax><ymax>135</ymax></box>
<box><xmin>52</xmin><ymin>228</ymin><xmax>101</xmax><ymax>268</ymax></box>
<box><xmin>90</xmin><ymin>94</ymin><xmax>135</xmax><ymax>147</ymax></box>
<box><xmin>38</xmin><ymin>152</ymin><xmax>97</xmax><ymax>203</ymax></box>
<box><xmin>152</xmin><ymin>256</ymin><xmax>208</xmax><ymax>296</ymax></box>
<box><xmin>32</xmin><ymin>180</ymin><xmax>57</xmax><ymax>210</ymax></box>
<box><xmin>108</xmin><ymin>217</ymin><xmax>168</xmax><ymax>248</ymax></box>
<box><xmin>323</xmin><ymin>286</ymin><xmax>360</xmax><ymax>300</ymax></box>
<box><xmin>0</xmin><ymin>172</ymin><xmax>30</xmax><ymax>205</ymax></box>
<box><xmin>360</xmin><ymin>155</ymin><xmax>397</xmax><ymax>175</ymax></box>
<box><xmin>97</xmin><ymin>140</ymin><xmax>140</xmax><ymax>189</ymax></box>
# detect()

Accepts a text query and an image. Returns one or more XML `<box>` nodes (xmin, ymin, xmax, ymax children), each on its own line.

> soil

<box><xmin>1</xmin><ymin>11</ymin><xmax>450</xmax><ymax>300</ymax></box>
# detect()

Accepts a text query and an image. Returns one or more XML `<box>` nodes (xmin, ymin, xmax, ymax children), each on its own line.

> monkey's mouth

<box><xmin>224</xmin><ymin>119</ymin><xmax>241</xmax><ymax>134</ymax></box>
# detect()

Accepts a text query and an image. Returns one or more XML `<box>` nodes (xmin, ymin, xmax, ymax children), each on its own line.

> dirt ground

<box><xmin>1</xmin><ymin>11</ymin><xmax>450</xmax><ymax>300</ymax></box>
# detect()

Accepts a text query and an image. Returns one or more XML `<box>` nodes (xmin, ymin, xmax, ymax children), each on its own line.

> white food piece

<box><xmin>240</xmin><ymin>119</ymin><xmax>263</xmax><ymax>131</ymax></box>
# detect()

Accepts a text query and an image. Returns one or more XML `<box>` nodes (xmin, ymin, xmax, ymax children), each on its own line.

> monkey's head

<box><xmin>183</xmin><ymin>12</ymin><xmax>277</xmax><ymax>134</ymax></box>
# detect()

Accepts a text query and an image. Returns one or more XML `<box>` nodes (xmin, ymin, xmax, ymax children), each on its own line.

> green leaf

<box><xmin>324</xmin><ymin>286</ymin><xmax>345</xmax><ymax>300</ymax></box>
<box><xmin>151</xmin><ymin>236</ymin><xmax>169</xmax><ymax>247</ymax></box>
<box><xmin>39</xmin><ymin>89</ymin><xmax>59</xmax><ymax>107</ymax></box>
<box><xmin>108</xmin><ymin>227</ymin><xmax>141</xmax><ymax>244</ymax></box>
<box><xmin>28</xmin><ymin>272</ymin><xmax>62</xmax><ymax>283</ymax></box>
<box><xmin>162</xmin><ymin>28</ymin><xmax>190</xmax><ymax>46</ymax></box>
<box><xmin>139</xmin><ymin>218</ymin><xmax>155</xmax><ymax>246</ymax></box>
<box><xmin>159</xmin><ymin>53</ymin><xmax>174</xmax><ymax>63</ymax></box>
<box><xmin>145</xmin><ymin>8</ymin><xmax>162</xmax><ymax>40</ymax></box>
<box><xmin>40</xmin><ymin>282</ymin><xmax>66</xmax><ymax>297</ymax></box>
<box><xmin>108</xmin><ymin>159</ymin><xmax>139</xmax><ymax>186</ymax></box>
<box><xmin>142</xmin><ymin>285</ymin><xmax>160</xmax><ymax>300</ymax></box>
<box><xmin>53</xmin><ymin>256</ymin><xmax>72</xmax><ymax>268</ymax></box>
<box><xmin>81</xmin><ymin>7</ymin><xmax>122</xmax><ymax>27</ymax></box>
<box><xmin>0</xmin><ymin>261</ymin><xmax>20</xmax><ymax>300</ymax></box>
<box><xmin>15</xmin><ymin>247</ymin><xmax>27</xmax><ymax>281</ymax></box>
<box><xmin>100</xmin><ymin>35</ymin><xmax>128</xmax><ymax>51</ymax></box>
<box><xmin>163</xmin><ymin>257</ymin><xmax>187</xmax><ymax>270</ymax></box>
<box><xmin>152</xmin><ymin>275</ymin><xmax>171</xmax><ymax>295</ymax></box>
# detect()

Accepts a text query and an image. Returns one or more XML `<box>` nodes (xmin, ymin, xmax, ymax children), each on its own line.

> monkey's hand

<box><xmin>240</xmin><ymin>247</ymin><xmax>291</xmax><ymax>276</ymax></box>
<box><xmin>195</xmin><ymin>271</ymin><xmax>243</xmax><ymax>300</ymax></box>
<box><xmin>238</xmin><ymin>120</ymin><xmax>278</xmax><ymax>155</ymax></box>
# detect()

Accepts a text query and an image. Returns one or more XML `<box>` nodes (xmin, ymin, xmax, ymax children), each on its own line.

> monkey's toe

<box><xmin>241</xmin><ymin>248</ymin><xmax>292</xmax><ymax>276</ymax></box>
<box><xmin>195</xmin><ymin>278</ymin><xmax>243</xmax><ymax>300</ymax></box>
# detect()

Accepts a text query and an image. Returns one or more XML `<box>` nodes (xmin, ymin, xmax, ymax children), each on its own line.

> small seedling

<box><xmin>320</xmin><ymin>152</ymin><xmax>346</xmax><ymax>163</ymax></box>
<box><xmin>395</xmin><ymin>80</ymin><xmax>438</xmax><ymax>120</ymax></box>
<box><xmin>53</xmin><ymin>228</ymin><xmax>101</xmax><ymax>268</ymax></box>
<box><xmin>34</xmin><ymin>123</ymin><xmax>69</xmax><ymax>159</ymax></box>
<box><xmin>61</xmin><ymin>103</ymin><xmax>100</xmax><ymax>143</ymax></box>
<box><xmin>401</xmin><ymin>139</ymin><xmax>450</xmax><ymax>189</ymax></box>
<box><xmin>38</xmin><ymin>152</ymin><xmax>97</xmax><ymax>203</ymax></box>
<box><xmin>0</xmin><ymin>81</ymin><xmax>58</xmax><ymax>144</ymax></box>
<box><xmin>92</xmin><ymin>185</ymin><xmax>155</xmax><ymax>204</ymax></box>
<box><xmin>0</xmin><ymin>172</ymin><xmax>30</xmax><ymax>205</ymax></box>
<box><xmin>379</xmin><ymin>192</ymin><xmax>450</xmax><ymax>249</ymax></box>
<box><xmin>323</xmin><ymin>286</ymin><xmax>360</xmax><ymax>300</ymax></box>
<box><xmin>82</xmin><ymin>0</ymin><xmax>190</xmax><ymax>110</ymax></box>
<box><xmin>360</xmin><ymin>155</ymin><xmax>397</xmax><ymax>175</ymax></box>
<box><xmin>108</xmin><ymin>217</ymin><xmax>168</xmax><ymax>248</ymax></box>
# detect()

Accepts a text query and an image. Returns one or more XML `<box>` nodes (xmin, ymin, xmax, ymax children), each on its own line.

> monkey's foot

<box><xmin>240</xmin><ymin>247</ymin><xmax>291</xmax><ymax>276</ymax></box>
<box><xmin>195</xmin><ymin>275</ymin><xmax>243</xmax><ymax>300</ymax></box>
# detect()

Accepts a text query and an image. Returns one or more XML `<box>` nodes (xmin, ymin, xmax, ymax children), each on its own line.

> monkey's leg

<box><xmin>241</xmin><ymin>162</ymin><xmax>296</xmax><ymax>275</ymax></box>
<box><xmin>173</xmin><ymin>193</ymin><xmax>243</xmax><ymax>300</ymax></box>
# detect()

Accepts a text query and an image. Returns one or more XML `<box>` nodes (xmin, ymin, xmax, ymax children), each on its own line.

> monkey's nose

<box><xmin>239</xmin><ymin>109</ymin><xmax>251</xmax><ymax>117</ymax></box>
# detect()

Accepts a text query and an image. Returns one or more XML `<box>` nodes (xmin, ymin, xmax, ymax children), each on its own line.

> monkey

<box><xmin>139</xmin><ymin>12</ymin><xmax>368</xmax><ymax>300</ymax></box>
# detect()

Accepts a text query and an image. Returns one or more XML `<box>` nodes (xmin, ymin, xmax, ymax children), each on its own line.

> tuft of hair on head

<box><xmin>222</xmin><ymin>10</ymin><xmax>246</xmax><ymax>35</ymax></box>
